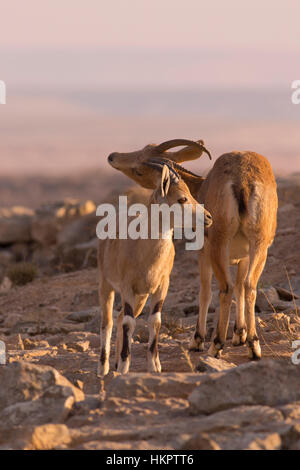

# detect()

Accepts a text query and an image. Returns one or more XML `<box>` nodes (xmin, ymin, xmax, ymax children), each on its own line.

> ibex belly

<box><xmin>229</xmin><ymin>229</ymin><xmax>249</xmax><ymax>265</ymax></box>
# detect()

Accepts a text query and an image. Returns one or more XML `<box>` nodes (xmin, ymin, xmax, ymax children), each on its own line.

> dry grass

<box><xmin>180</xmin><ymin>346</ymin><xmax>195</xmax><ymax>372</ymax></box>
<box><xmin>258</xmin><ymin>270</ymin><xmax>300</xmax><ymax>355</ymax></box>
<box><xmin>7</xmin><ymin>262</ymin><xmax>38</xmax><ymax>286</ymax></box>
<box><xmin>163</xmin><ymin>314</ymin><xmax>185</xmax><ymax>338</ymax></box>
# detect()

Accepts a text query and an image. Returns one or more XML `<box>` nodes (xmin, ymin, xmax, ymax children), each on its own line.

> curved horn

<box><xmin>143</xmin><ymin>160</ymin><xmax>179</xmax><ymax>184</ymax></box>
<box><xmin>154</xmin><ymin>139</ymin><xmax>212</xmax><ymax>160</ymax></box>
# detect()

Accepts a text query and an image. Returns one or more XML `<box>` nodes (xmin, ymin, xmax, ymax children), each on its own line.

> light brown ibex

<box><xmin>97</xmin><ymin>161</ymin><xmax>212</xmax><ymax>375</ymax></box>
<box><xmin>108</xmin><ymin>139</ymin><xmax>278</xmax><ymax>360</ymax></box>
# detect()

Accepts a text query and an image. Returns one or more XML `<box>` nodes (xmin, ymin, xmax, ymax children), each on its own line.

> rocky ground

<box><xmin>0</xmin><ymin>175</ymin><xmax>300</xmax><ymax>450</ymax></box>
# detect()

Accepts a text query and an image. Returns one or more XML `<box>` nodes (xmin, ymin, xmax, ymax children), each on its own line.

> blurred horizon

<box><xmin>0</xmin><ymin>1</ymin><xmax>299</xmax><ymax>181</ymax></box>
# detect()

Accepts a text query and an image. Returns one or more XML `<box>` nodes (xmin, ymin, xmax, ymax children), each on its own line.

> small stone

<box><xmin>29</xmin><ymin>424</ymin><xmax>71</xmax><ymax>450</ymax></box>
<box><xmin>66</xmin><ymin>340</ymin><xmax>90</xmax><ymax>352</ymax></box>
<box><xmin>66</xmin><ymin>310</ymin><xmax>95</xmax><ymax>323</ymax></box>
<box><xmin>195</xmin><ymin>355</ymin><xmax>236</xmax><ymax>373</ymax></box>
<box><xmin>181</xmin><ymin>432</ymin><xmax>220</xmax><ymax>450</ymax></box>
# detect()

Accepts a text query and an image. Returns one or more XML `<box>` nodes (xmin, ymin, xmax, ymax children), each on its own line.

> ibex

<box><xmin>97</xmin><ymin>161</ymin><xmax>212</xmax><ymax>375</ymax></box>
<box><xmin>108</xmin><ymin>139</ymin><xmax>278</xmax><ymax>360</ymax></box>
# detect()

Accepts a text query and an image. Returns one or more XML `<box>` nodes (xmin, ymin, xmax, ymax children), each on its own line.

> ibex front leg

<box><xmin>148</xmin><ymin>280</ymin><xmax>168</xmax><ymax>373</ymax></box>
<box><xmin>232</xmin><ymin>258</ymin><xmax>248</xmax><ymax>346</ymax></box>
<box><xmin>244</xmin><ymin>242</ymin><xmax>267</xmax><ymax>360</ymax></box>
<box><xmin>97</xmin><ymin>278</ymin><xmax>115</xmax><ymax>376</ymax></box>
<box><xmin>117</xmin><ymin>294</ymin><xmax>148</xmax><ymax>374</ymax></box>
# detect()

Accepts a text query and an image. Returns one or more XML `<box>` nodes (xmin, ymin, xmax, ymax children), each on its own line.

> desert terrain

<box><xmin>0</xmin><ymin>171</ymin><xmax>300</xmax><ymax>450</ymax></box>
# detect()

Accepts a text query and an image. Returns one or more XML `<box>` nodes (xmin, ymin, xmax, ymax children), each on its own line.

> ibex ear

<box><xmin>160</xmin><ymin>164</ymin><xmax>170</xmax><ymax>197</ymax></box>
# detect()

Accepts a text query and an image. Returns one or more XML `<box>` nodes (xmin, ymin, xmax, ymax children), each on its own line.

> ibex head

<box><xmin>107</xmin><ymin>139</ymin><xmax>211</xmax><ymax>194</ymax></box>
<box><xmin>145</xmin><ymin>162</ymin><xmax>212</xmax><ymax>229</ymax></box>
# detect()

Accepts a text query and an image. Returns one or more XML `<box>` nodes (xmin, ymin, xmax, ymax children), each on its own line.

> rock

<box><xmin>0</xmin><ymin>276</ymin><xmax>12</xmax><ymax>292</ymax></box>
<box><xmin>189</xmin><ymin>360</ymin><xmax>300</xmax><ymax>415</ymax></box>
<box><xmin>0</xmin><ymin>249</ymin><xmax>14</xmax><ymax>266</ymax></box>
<box><xmin>275</xmin><ymin>286</ymin><xmax>299</xmax><ymax>302</ymax></box>
<box><xmin>3</xmin><ymin>313</ymin><xmax>22</xmax><ymax>328</ymax></box>
<box><xmin>256</xmin><ymin>287</ymin><xmax>279</xmax><ymax>311</ymax></box>
<box><xmin>0</xmin><ymin>207</ymin><xmax>34</xmax><ymax>245</ymax></box>
<box><xmin>229</xmin><ymin>432</ymin><xmax>281</xmax><ymax>450</ymax></box>
<box><xmin>180</xmin><ymin>405</ymin><xmax>284</xmax><ymax>450</ymax></box>
<box><xmin>0</xmin><ymin>361</ymin><xmax>84</xmax><ymax>429</ymax></box>
<box><xmin>11</xmin><ymin>321</ymin><xmax>62</xmax><ymax>336</ymax></box>
<box><xmin>281</xmin><ymin>423</ymin><xmax>300</xmax><ymax>450</ymax></box>
<box><xmin>63</xmin><ymin>331</ymin><xmax>99</xmax><ymax>349</ymax></box>
<box><xmin>66</xmin><ymin>309</ymin><xmax>96</xmax><ymax>323</ymax></box>
<box><xmin>106</xmin><ymin>373</ymin><xmax>204</xmax><ymax>400</ymax></box>
<box><xmin>183</xmin><ymin>305</ymin><xmax>198</xmax><ymax>316</ymax></box>
<box><xmin>278</xmin><ymin>401</ymin><xmax>300</xmax><ymax>421</ymax></box>
<box><xmin>29</xmin><ymin>424</ymin><xmax>71</xmax><ymax>450</ymax></box>
<box><xmin>277</xmin><ymin>179</ymin><xmax>300</xmax><ymax>204</ymax></box>
<box><xmin>183</xmin><ymin>292</ymin><xmax>219</xmax><ymax>316</ymax></box>
<box><xmin>58</xmin><ymin>238</ymin><xmax>98</xmax><ymax>270</ymax></box>
<box><xmin>278</xmin><ymin>203</ymin><xmax>296</xmax><ymax>213</ymax></box>
<box><xmin>181</xmin><ymin>432</ymin><xmax>220</xmax><ymax>450</ymax></box>
<box><xmin>84</xmin><ymin>309</ymin><xmax>101</xmax><ymax>333</ymax></box>
<box><xmin>195</xmin><ymin>356</ymin><xmax>236</xmax><ymax>373</ymax></box>
<box><xmin>72</xmin><ymin>395</ymin><xmax>101</xmax><ymax>414</ymax></box>
<box><xmin>32</xmin><ymin>199</ymin><xmax>96</xmax><ymax>247</ymax></box>
<box><xmin>66</xmin><ymin>340</ymin><xmax>90</xmax><ymax>352</ymax></box>
<box><xmin>134</xmin><ymin>319</ymin><xmax>149</xmax><ymax>343</ymax></box>
<box><xmin>23</xmin><ymin>338</ymin><xmax>50</xmax><ymax>350</ymax></box>
<box><xmin>57</xmin><ymin>214</ymin><xmax>97</xmax><ymax>247</ymax></box>
<box><xmin>72</xmin><ymin>290</ymin><xmax>99</xmax><ymax>310</ymax></box>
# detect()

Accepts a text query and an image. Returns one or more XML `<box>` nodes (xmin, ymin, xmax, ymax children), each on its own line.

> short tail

<box><xmin>231</xmin><ymin>184</ymin><xmax>249</xmax><ymax>216</ymax></box>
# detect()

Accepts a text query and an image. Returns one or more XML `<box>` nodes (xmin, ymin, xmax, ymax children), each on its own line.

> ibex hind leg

<box><xmin>189</xmin><ymin>249</ymin><xmax>212</xmax><ymax>352</ymax></box>
<box><xmin>232</xmin><ymin>258</ymin><xmax>249</xmax><ymax>347</ymax></box>
<box><xmin>245</xmin><ymin>244</ymin><xmax>268</xmax><ymax>360</ymax></box>
<box><xmin>208</xmin><ymin>241</ymin><xmax>233</xmax><ymax>358</ymax></box>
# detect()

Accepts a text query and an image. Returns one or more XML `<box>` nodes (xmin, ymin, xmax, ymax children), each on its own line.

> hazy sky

<box><xmin>1</xmin><ymin>0</ymin><xmax>299</xmax><ymax>51</ymax></box>
<box><xmin>1</xmin><ymin>1</ymin><xmax>300</xmax><ymax>176</ymax></box>
<box><xmin>1</xmin><ymin>1</ymin><xmax>299</xmax><ymax>89</ymax></box>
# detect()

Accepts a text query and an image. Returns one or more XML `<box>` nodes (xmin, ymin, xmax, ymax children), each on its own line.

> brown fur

<box><xmin>97</xmin><ymin>165</ymin><xmax>212</xmax><ymax>375</ymax></box>
<box><xmin>108</xmin><ymin>142</ymin><xmax>278</xmax><ymax>360</ymax></box>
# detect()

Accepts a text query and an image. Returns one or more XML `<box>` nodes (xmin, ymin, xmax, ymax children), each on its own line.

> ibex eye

<box><xmin>134</xmin><ymin>169</ymin><xmax>143</xmax><ymax>176</ymax></box>
<box><xmin>178</xmin><ymin>197</ymin><xmax>188</xmax><ymax>204</ymax></box>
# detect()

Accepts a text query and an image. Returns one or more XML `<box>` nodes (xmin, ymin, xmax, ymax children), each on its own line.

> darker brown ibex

<box><xmin>108</xmin><ymin>138</ymin><xmax>278</xmax><ymax>360</ymax></box>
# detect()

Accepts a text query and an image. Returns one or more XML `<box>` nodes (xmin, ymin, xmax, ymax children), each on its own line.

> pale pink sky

<box><xmin>1</xmin><ymin>1</ymin><xmax>300</xmax><ymax>176</ymax></box>
<box><xmin>1</xmin><ymin>1</ymin><xmax>300</xmax><ymax>89</ymax></box>
<box><xmin>1</xmin><ymin>0</ymin><xmax>300</xmax><ymax>51</ymax></box>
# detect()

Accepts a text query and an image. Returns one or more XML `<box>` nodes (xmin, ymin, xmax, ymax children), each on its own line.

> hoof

<box><xmin>208</xmin><ymin>336</ymin><xmax>224</xmax><ymax>358</ymax></box>
<box><xmin>232</xmin><ymin>328</ymin><xmax>247</xmax><ymax>347</ymax></box>
<box><xmin>207</xmin><ymin>343</ymin><xmax>223</xmax><ymax>359</ymax></box>
<box><xmin>97</xmin><ymin>360</ymin><xmax>110</xmax><ymax>377</ymax></box>
<box><xmin>247</xmin><ymin>338</ymin><xmax>261</xmax><ymax>361</ymax></box>
<box><xmin>117</xmin><ymin>358</ymin><xmax>130</xmax><ymax>375</ymax></box>
<box><xmin>189</xmin><ymin>335</ymin><xmax>205</xmax><ymax>352</ymax></box>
